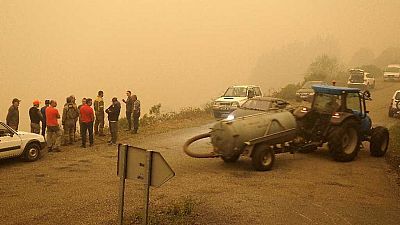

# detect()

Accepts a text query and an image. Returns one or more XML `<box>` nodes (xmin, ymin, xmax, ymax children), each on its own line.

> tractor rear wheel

<box><xmin>251</xmin><ymin>144</ymin><xmax>275</xmax><ymax>171</ymax></box>
<box><xmin>328</xmin><ymin>121</ymin><xmax>360</xmax><ymax>162</ymax></box>
<box><xmin>370</xmin><ymin>126</ymin><xmax>389</xmax><ymax>157</ymax></box>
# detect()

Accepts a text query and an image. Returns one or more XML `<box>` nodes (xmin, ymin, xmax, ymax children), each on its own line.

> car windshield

<box><xmin>302</xmin><ymin>81</ymin><xmax>323</xmax><ymax>89</ymax></box>
<box><xmin>385</xmin><ymin>67</ymin><xmax>400</xmax><ymax>73</ymax></box>
<box><xmin>395</xmin><ymin>92</ymin><xmax>400</xmax><ymax>100</ymax></box>
<box><xmin>349</xmin><ymin>73</ymin><xmax>364</xmax><ymax>83</ymax></box>
<box><xmin>223</xmin><ymin>87</ymin><xmax>247</xmax><ymax>97</ymax></box>
<box><xmin>313</xmin><ymin>93</ymin><xmax>341</xmax><ymax>113</ymax></box>
<box><xmin>241</xmin><ymin>99</ymin><xmax>271</xmax><ymax>111</ymax></box>
<box><xmin>0</xmin><ymin>123</ymin><xmax>12</xmax><ymax>137</ymax></box>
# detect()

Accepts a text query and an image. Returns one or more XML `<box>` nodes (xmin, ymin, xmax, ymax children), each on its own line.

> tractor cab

<box><xmin>311</xmin><ymin>85</ymin><xmax>372</xmax><ymax>135</ymax></box>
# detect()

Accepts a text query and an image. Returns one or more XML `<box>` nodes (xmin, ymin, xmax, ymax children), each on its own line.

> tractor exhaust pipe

<box><xmin>183</xmin><ymin>132</ymin><xmax>220</xmax><ymax>158</ymax></box>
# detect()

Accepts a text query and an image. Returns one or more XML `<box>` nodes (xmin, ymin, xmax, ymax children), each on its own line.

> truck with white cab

<box><xmin>212</xmin><ymin>85</ymin><xmax>263</xmax><ymax>118</ymax></box>
<box><xmin>383</xmin><ymin>64</ymin><xmax>400</xmax><ymax>82</ymax></box>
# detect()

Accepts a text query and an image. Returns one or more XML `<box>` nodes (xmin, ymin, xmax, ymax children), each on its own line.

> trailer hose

<box><xmin>183</xmin><ymin>132</ymin><xmax>220</xmax><ymax>158</ymax></box>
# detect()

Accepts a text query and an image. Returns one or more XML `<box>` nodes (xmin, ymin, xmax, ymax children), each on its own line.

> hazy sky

<box><xmin>1</xmin><ymin>0</ymin><xmax>400</xmax><ymax>129</ymax></box>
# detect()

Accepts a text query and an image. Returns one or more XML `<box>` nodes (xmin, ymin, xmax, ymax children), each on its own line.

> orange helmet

<box><xmin>33</xmin><ymin>99</ymin><xmax>40</xmax><ymax>105</ymax></box>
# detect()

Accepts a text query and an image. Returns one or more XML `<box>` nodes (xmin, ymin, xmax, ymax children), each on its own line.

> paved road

<box><xmin>0</xmin><ymin>80</ymin><xmax>399</xmax><ymax>225</ymax></box>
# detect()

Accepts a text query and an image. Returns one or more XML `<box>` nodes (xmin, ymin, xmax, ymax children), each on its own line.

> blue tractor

<box><xmin>294</xmin><ymin>85</ymin><xmax>389</xmax><ymax>162</ymax></box>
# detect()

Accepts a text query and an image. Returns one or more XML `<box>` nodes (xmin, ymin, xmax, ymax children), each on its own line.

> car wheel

<box><xmin>328</xmin><ymin>120</ymin><xmax>360</xmax><ymax>162</ymax></box>
<box><xmin>22</xmin><ymin>143</ymin><xmax>41</xmax><ymax>162</ymax></box>
<box><xmin>251</xmin><ymin>144</ymin><xmax>275</xmax><ymax>171</ymax></box>
<box><xmin>370</xmin><ymin>126</ymin><xmax>389</xmax><ymax>157</ymax></box>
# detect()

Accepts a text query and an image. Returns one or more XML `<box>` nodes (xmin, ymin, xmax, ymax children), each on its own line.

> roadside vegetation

<box><xmin>107</xmin><ymin>103</ymin><xmax>213</xmax><ymax>142</ymax></box>
<box><xmin>128</xmin><ymin>196</ymin><xmax>200</xmax><ymax>225</ymax></box>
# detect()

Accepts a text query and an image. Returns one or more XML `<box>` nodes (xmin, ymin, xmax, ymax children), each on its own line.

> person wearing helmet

<box><xmin>6</xmin><ymin>98</ymin><xmax>20</xmax><ymax>130</ymax></box>
<box><xmin>29</xmin><ymin>99</ymin><xmax>43</xmax><ymax>134</ymax></box>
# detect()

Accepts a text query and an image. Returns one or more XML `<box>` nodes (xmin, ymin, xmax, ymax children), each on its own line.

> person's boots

<box><xmin>99</xmin><ymin>128</ymin><xmax>106</xmax><ymax>136</ymax></box>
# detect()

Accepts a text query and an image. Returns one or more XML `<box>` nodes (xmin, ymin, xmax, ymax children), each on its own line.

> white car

<box><xmin>0</xmin><ymin>121</ymin><xmax>46</xmax><ymax>161</ymax></box>
<box><xmin>388</xmin><ymin>90</ymin><xmax>400</xmax><ymax>117</ymax></box>
<box><xmin>347</xmin><ymin>69</ymin><xmax>375</xmax><ymax>90</ymax></box>
<box><xmin>212</xmin><ymin>85</ymin><xmax>263</xmax><ymax>118</ymax></box>
<box><xmin>384</xmin><ymin>64</ymin><xmax>400</xmax><ymax>82</ymax></box>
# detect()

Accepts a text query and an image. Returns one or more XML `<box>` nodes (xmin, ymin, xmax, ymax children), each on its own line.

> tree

<box><xmin>359</xmin><ymin>65</ymin><xmax>383</xmax><ymax>78</ymax></box>
<box><xmin>305</xmin><ymin>55</ymin><xmax>341</xmax><ymax>82</ymax></box>
<box><xmin>349</xmin><ymin>48</ymin><xmax>375</xmax><ymax>67</ymax></box>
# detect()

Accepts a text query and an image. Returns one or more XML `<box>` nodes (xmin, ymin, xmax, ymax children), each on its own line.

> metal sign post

<box><xmin>117</xmin><ymin>145</ymin><xmax>175</xmax><ymax>225</ymax></box>
<box><xmin>117</xmin><ymin>144</ymin><xmax>128</xmax><ymax>225</ymax></box>
<box><xmin>143</xmin><ymin>151</ymin><xmax>153</xmax><ymax>225</ymax></box>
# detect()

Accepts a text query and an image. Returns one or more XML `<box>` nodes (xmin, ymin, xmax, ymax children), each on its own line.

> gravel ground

<box><xmin>1</xmin><ymin>80</ymin><xmax>399</xmax><ymax>225</ymax></box>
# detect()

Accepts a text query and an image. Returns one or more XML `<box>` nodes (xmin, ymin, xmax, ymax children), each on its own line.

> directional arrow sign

<box><xmin>150</xmin><ymin>151</ymin><xmax>175</xmax><ymax>187</ymax></box>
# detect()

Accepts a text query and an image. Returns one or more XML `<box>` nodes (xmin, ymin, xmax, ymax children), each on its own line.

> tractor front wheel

<box><xmin>370</xmin><ymin>126</ymin><xmax>389</xmax><ymax>157</ymax></box>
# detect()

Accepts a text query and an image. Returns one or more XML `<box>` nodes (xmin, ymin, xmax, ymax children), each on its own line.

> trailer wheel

<box><xmin>251</xmin><ymin>145</ymin><xmax>275</xmax><ymax>171</ymax></box>
<box><xmin>328</xmin><ymin>120</ymin><xmax>360</xmax><ymax>162</ymax></box>
<box><xmin>370</xmin><ymin>126</ymin><xmax>389</xmax><ymax>157</ymax></box>
<box><xmin>221</xmin><ymin>154</ymin><xmax>241</xmax><ymax>163</ymax></box>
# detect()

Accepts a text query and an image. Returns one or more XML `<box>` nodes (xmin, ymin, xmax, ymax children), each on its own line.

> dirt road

<box><xmin>1</xmin><ymin>80</ymin><xmax>400</xmax><ymax>225</ymax></box>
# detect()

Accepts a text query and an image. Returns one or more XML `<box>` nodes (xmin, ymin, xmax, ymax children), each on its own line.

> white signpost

<box><xmin>117</xmin><ymin>144</ymin><xmax>175</xmax><ymax>225</ymax></box>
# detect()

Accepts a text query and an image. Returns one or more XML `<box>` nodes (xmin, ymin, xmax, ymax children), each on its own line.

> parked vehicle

<box><xmin>226</xmin><ymin>97</ymin><xmax>293</xmax><ymax>120</ymax></box>
<box><xmin>295</xmin><ymin>81</ymin><xmax>327</xmax><ymax>102</ymax></box>
<box><xmin>388</xmin><ymin>90</ymin><xmax>400</xmax><ymax>117</ymax></box>
<box><xmin>383</xmin><ymin>64</ymin><xmax>400</xmax><ymax>82</ymax></box>
<box><xmin>212</xmin><ymin>85</ymin><xmax>263</xmax><ymax>118</ymax></box>
<box><xmin>0</xmin><ymin>121</ymin><xmax>46</xmax><ymax>161</ymax></box>
<box><xmin>347</xmin><ymin>69</ymin><xmax>375</xmax><ymax>90</ymax></box>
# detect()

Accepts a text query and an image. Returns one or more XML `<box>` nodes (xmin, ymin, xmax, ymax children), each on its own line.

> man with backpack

<box><xmin>62</xmin><ymin>96</ymin><xmax>79</xmax><ymax>145</ymax></box>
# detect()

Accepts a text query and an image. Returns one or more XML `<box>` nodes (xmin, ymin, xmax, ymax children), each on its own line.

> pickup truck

<box><xmin>212</xmin><ymin>85</ymin><xmax>263</xmax><ymax>118</ymax></box>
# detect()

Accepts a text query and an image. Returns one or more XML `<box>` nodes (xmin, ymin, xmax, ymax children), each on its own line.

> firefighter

<box><xmin>62</xmin><ymin>96</ymin><xmax>79</xmax><ymax>145</ymax></box>
<box><xmin>94</xmin><ymin>91</ymin><xmax>105</xmax><ymax>136</ymax></box>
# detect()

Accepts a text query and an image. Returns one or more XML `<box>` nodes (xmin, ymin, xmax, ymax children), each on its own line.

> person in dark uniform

<box><xmin>122</xmin><ymin>90</ymin><xmax>134</xmax><ymax>131</ymax></box>
<box><xmin>41</xmin><ymin>100</ymin><xmax>50</xmax><ymax>136</ymax></box>
<box><xmin>62</xmin><ymin>96</ymin><xmax>79</xmax><ymax>145</ymax></box>
<box><xmin>29</xmin><ymin>99</ymin><xmax>43</xmax><ymax>134</ymax></box>
<box><xmin>6</xmin><ymin>98</ymin><xmax>20</xmax><ymax>130</ymax></box>
<box><xmin>106</xmin><ymin>97</ymin><xmax>121</xmax><ymax>145</ymax></box>
<box><xmin>132</xmin><ymin>95</ymin><xmax>141</xmax><ymax>134</ymax></box>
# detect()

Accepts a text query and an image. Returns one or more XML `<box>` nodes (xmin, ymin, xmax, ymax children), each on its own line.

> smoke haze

<box><xmin>1</xmin><ymin>0</ymin><xmax>400</xmax><ymax>129</ymax></box>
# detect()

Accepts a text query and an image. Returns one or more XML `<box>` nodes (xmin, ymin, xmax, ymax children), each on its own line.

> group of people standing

<box><xmin>5</xmin><ymin>90</ymin><xmax>141</xmax><ymax>151</ymax></box>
